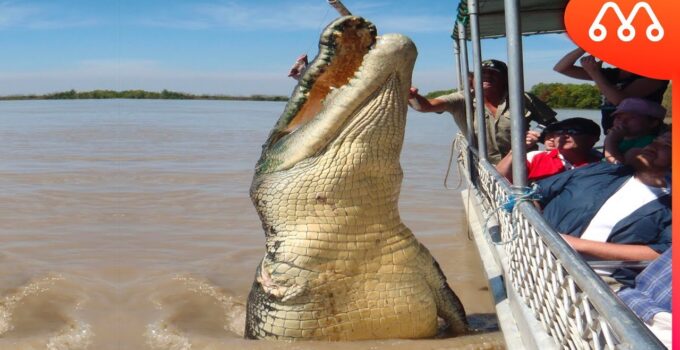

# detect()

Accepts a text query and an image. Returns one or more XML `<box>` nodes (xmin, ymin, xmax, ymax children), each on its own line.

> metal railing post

<box><xmin>457</xmin><ymin>25</ymin><xmax>477</xmax><ymax>182</ymax></box>
<box><xmin>504</xmin><ymin>0</ymin><xmax>527</xmax><ymax>190</ymax></box>
<box><xmin>454</xmin><ymin>34</ymin><xmax>475</xmax><ymax>181</ymax></box>
<box><xmin>458</xmin><ymin>25</ymin><xmax>474</xmax><ymax>149</ymax></box>
<box><xmin>467</xmin><ymin>0</ymin><xmax>487</xmax><ymax>161</ymax></box>
<box><xmin>454</xmin><ymin>42</ymin><xmax>462</xmax><ymax>92</ymax></box>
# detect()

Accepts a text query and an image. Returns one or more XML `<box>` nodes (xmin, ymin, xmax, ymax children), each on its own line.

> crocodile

<box><xmin>245</xmin><ymin>15</ymin><xmax>468</xmax><ymax>341</ymax></box>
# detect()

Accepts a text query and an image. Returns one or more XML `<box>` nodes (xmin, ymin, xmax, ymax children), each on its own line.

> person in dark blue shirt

<box><xmin>535</xmin><ymin>132</ymin><xmax>671</xmax><ymax>262</ymax></box>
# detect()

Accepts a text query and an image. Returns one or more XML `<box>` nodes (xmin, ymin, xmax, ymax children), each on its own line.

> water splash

<box><xmin>46</xmin><ymin>321</ymin><xmax>93</xmax><ymax>350</ymax></box>
<box><xmin>145</xmin><ymin>274</ymin><xmax>248</xmax><ymax>348</ymax></box>
<box><xmin>1</xmin><ymin>274</ymin><xmax>94</xmax><ymax>349</ymax></box>
<box><xmin>0</xmin><ymin>275</ymin><xmax>63</xmax><ymax>336</ymax></box>
<box><xmin>145</xmin><ymin>321</ymin><xmax>192</xmax><ymax>350</ymax></box>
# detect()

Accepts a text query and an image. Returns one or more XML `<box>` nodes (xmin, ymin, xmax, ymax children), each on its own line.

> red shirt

<box><xmin>527</xmin><ymin>149</ymin><xmax>597</xmax><ymax>182</ymax></box>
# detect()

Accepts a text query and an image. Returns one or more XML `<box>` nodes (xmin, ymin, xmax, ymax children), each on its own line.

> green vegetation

<box><xmin>0</xmin><ymin>89</ymin><xmax>289</xmax><ymax>102</ymax></box>
<box><xmin>530</xmin><ymin>83</ymin><xmax>600</xmax><ymax>109</ymax></box>
<box><xmin>1</xmin><ymin>84</ymin><xmax>670</xmax><ymax>113</ymax></box>
<box><xmin>423</xmin><ymin>83</ymin><xmax>603</xmax><ymax>109</ymax></box>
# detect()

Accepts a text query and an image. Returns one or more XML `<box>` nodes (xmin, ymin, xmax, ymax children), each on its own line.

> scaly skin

<box><xmin>246</xmin><ymin>16</ymin><xmax>467</xmax><ymax>341</ymax></box>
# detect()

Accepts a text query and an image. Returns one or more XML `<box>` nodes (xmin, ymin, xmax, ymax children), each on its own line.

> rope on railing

<box><xmin>444</xmin><ymin>135</ymin><xmax>466</xmax><ymax>190</ymax></box>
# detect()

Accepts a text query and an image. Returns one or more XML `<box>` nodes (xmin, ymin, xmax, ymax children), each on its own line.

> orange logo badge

<box><xmin>565</xmin><ymin>0</ymin><xmax>679</xmax><ymax>79</ymax></box>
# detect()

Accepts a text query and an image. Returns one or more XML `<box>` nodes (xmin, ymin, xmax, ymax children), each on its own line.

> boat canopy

<box><xmin>453</xmin><ymin>0</ymin><xmax>569</xmax><ymax>40</ymax></box>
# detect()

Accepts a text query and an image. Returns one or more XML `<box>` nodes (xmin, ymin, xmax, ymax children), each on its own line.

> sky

<box><xmin>0</xmin><ymin>0</ymin><xmax>582</xmax><ymax>96</ymax></box>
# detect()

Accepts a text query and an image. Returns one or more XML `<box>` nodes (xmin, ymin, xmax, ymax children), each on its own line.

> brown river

<box><xmin>0</xmin><ymin>99</ymin><xmax>504</xmax><ymax>349</ymax></box>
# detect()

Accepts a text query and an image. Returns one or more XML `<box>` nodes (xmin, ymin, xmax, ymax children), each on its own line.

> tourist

<box><xmin>553</xmin><ymin>47</ymin><xmax>669</xmax><ymax>133</ymax></box>
<box><xmin>534</xmin><ymin>132</ymin><xmax>671</xmax><ymax>283</ymax></box>
<box><xmin>603</xmin><ymin>97</ymin><xmax>667</xmax><ymax>164</ymax></box>
<box><xmin>496</xmin><ymin>118</ymin><xmax>601</xmax><ymax>183</ymax></box>
<box><xmin>538</xmin><ymin>122</ymin><xmax>561</xmax><ymax>151</ymax></box>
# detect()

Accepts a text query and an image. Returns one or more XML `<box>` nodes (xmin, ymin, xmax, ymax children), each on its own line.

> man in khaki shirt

<box><xmin>408</xmin><ymin>59</ymin><xmax>557</xmax><ymax>164</ymax></box>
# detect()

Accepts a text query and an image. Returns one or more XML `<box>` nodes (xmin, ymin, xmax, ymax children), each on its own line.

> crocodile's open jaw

<box><xmin>255</xmin><ymin>16</ymin><xmax>416</xmax><ymax>175</ymax></box>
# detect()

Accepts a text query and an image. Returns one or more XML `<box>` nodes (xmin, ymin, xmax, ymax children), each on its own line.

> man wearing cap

<box><xmin>604</xmin><ymin>97</ymin><xmax>667</xmax><ymax>164</ymax></box>
<box><xmin>496</xmin><ymin>118</ymin><xmax>602</xmax><ymax>183</ymax></box>
<box><xmin>408</xmin><ymin>59</ymin><xmax>557</xmax><ymax>164</ymax></box>
<box><xmin>535</xmin><ymin>131</ymin><xmax>672</xmax><ymax>285</ymax></box>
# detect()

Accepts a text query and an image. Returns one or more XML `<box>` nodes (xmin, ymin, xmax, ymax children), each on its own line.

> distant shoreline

<box><xmin>0</xmin><ymin>89</ymin><xmax>289</xmax><ymax>102</ymax></box>
<box><xmin>1</xmin><ymin>83</ymin><xmax>671</xmax><ymax>114</ymax></box>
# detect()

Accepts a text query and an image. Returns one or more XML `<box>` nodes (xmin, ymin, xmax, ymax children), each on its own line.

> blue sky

<box><xmin>0</xmin><ymin>0</ymin><xmax>581</xmax><ymax>96</ymax></box>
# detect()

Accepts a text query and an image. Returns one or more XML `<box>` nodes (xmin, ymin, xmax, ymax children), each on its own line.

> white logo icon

<box><xmin>589</xmin><ymin>2</ymin><xmax>664</xmax><ymax>42</ymax></box>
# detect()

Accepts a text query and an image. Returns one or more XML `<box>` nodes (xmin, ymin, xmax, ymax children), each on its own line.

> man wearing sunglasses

<box><xmin>534</xmin><ymin>132</ymin><xmax>671</xmax><ymax>285</ymax></box>
<box><xmin>496</xmin><ymin>117</ymin><xmax>602</xmax><ymax>183</ymax></box>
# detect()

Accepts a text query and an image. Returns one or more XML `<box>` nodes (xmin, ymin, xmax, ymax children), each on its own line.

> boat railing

<box><xmin>453</xmin><ymin>133</ymin><xmax>664</xmax><ymax>349</ymax></box>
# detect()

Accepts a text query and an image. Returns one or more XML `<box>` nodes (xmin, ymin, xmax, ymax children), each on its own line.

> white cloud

<box><xmin>140</xmin><ymin>1</ymin><xmax>332</xmax><ymax>31</ymax></box>
<box><xmin>0</xmin><ymin>1</ymin><xmax>39</xmax><ymax>28</ymax></box>
<box><xmin>0</xmin><ymin>1</ymin><xmax>97</xmax><ymax>29</ymax></box>
<box><xmin>137</xmin><ymin>1</ymin><xmax>452</xmax><ymax>34</ymax></box>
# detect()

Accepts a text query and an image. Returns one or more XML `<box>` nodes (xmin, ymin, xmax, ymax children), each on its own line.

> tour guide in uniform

<box><xmin>408</xmin><ymin>59</ymin><xmax>557</xmax><ymax>164</ymax></box>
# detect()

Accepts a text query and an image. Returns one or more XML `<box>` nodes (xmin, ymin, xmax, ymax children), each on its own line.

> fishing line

<box><xmin>307</xmin><ymin>5</ymin><xmax>332</xmax><ymax>55</ymax></box>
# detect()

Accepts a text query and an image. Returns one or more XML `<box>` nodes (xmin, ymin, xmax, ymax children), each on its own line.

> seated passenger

<box><xmin>604</xmin><ymin>97</ymin><xmax>667</xmax><ymax>164</ymax></box>
<box><xmin>538</xmin><ymin>122</ymin><xmax>561</xmax><ymax>151</ymax></box>
<box><xmin>408</xmin><ymin>59</ymin><xmax>557</xmax><ymax>164</ymax></box>
<box><xmin>618</xmin><ymin>248</ymin><xmax>672</xmax><ymax>348</ymax></box>
<box><xmin>534</xmin><ymin>132</ymin><xmax>671</xmax><ymax>266</ymax></box>
<box><xmin>496</xmin><ymin>118</ymin><xmax>601</xmax><ymax>183</ymax></box>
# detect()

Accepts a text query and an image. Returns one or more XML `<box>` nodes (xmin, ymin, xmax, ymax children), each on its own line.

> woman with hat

<box><xmin>603</xmin><ymin>97</ymin><xmax>668</xmax><ymax>164</ymax></box>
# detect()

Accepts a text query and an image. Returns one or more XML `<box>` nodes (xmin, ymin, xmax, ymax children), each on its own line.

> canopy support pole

<box><xmin>458</xmin><ymin>25</ymin><xmax>475</xmax><ymax>151</ymax></box>
<box><xmin>504</xmin><ymin>0</ymin><xmax>528</xmax><ymax>189</ymax></box>
<box><xmin>458</xmin><ymin>24</ymin><xmax>476</xmax><ymax>182</ymax></box>
<box><xmin>467</xmin><ymin>0</ymin><xmax>487</xmax><ymax>161</ymax></box>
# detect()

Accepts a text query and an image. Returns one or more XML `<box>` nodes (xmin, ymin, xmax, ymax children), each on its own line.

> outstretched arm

<box><xmin>407</xmin><ymin>87</ymin><xmax>449</xmax><ymax>113</ymax></box>
<box><xmin>561</xmin><ymin>234</ymin><xmax>661</xmax><ymax>261</ymax></box>
<box><xmin>553</xmin><ymin>47</ymin><xmax>592</xmax><ymax>80</ymax></box>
